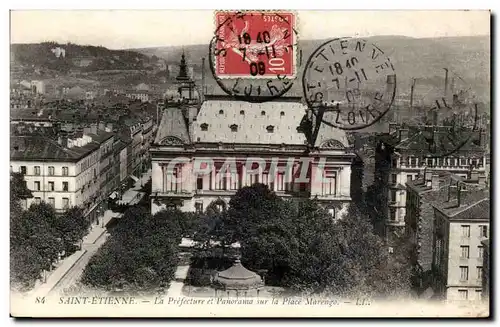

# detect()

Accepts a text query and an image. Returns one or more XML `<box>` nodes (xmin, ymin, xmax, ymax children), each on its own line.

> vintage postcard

<box><xmin>9</xmin><ymin>9</ymin><xmax>491</xmax><ymax>318</ymax></box>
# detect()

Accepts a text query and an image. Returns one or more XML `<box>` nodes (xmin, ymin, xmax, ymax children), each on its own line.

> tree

<box><xmin>54</xmin><ymin>207</ymin><xmax>89</xmax><ymax>253</ymax></box>
<box><xmin>210</xmin><ymin>184</ymin><xmax>411</xmax><ymax>298</ymax></box>
<box><xmin>81</xmin><ymin>206</ymin><xmax>180</xmax><ymax>292</ymax></box>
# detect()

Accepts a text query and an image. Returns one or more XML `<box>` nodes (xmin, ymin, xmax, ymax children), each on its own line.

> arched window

<box><xmin>219</xmin><ymin>109</ymin><xmax>224</xmax><ymax>115</ymax></box>
<box><xmin>266</xmin><ymin>125</ymin><xmax>275</xmax><ymax>133</ymax></box>
<box><xmin>280</xmin><ymin>111</ymin><xmax>285</xmax><ymax>117</ymax></box>
<box><xmin>261</xmin><ymin>110</ymin><xmax>266</xmax><ymax>116</ymax></box>
<box><xmin>240</xmin><ymin>110</ymin><xmax>245</xmax><ymax>115</ymax></box>
<box><xmin>230</xmin><ymin>124</ymin><xmax>238</xmax><ymax>132</ymax></box>
<box><xmin>200</xmin><ymin>123</ymin><xmax>208</xmax><ymax>131</ymax></box>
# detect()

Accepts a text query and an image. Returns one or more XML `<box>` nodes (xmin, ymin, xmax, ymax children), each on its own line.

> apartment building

<box><xmin>431</xmin><ymin>182</ymin><xmax>489</xmax><ymax>302</ymax></box>
<box><xmin>10</xmin><ymin>129</ymin><xmax>115</xmax><ymax>224</ymax></box>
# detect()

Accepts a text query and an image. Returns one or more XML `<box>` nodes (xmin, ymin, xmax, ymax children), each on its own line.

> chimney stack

<box><xmin>425</xmin><ymin>170</ymin><xmax>432</xmax><ymax>187</ymax></box>
<box><xmin>431</xmin><ymin>174</ymin><xmax>440</xmax><ymax>190</ymax></box>
<box><xmin>386</xmin><ymin>74</ymin><xmax>396</xmax><ymax>97</ymax></box>
<box><xmin>201</xmin><ymin>57</ymin><xmax>206</xmax><ymax>102</ymax></box>
<box><xmin>399</xmin><ymin>128</ymin><xmax>409</xmax><ymax>141</ymax></box>
<box><xmin>444</xmin><ymin>68</ymin><xmax>449</xmax><ymax>97</ymax></box>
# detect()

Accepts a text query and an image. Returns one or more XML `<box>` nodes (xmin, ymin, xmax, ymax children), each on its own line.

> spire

<box><xmin>176</xmin><ymin>49</ymin><xmax>190</xmax><ymax>81</ymax></box>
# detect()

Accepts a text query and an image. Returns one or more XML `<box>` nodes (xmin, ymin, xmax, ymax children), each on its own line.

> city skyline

<box><xmin>11</xmin><ymin>10</ymin><xmax>490</xmax><ymax>49</ymax></box>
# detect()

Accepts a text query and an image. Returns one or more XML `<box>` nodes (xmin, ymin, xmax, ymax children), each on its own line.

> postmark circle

<box><xmin>209</xmin><ymin>11</ymin><xmax>299</xmax><ymax>103</ymax></box>
<box><xmin>302</xmin><ymin>37</ymin><xmax>396</xmax><ymax>130</ymax></box>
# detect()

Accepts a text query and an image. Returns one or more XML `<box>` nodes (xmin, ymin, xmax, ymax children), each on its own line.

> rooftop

<box><xmin>431</xmin><ymin>185</ymin><xmax>490</xmax><ymax>221</ymax></box>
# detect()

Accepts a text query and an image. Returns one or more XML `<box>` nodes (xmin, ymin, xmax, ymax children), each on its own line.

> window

<box><xmin>478</xmin><ymin>246</ymin><xmax>484</xmax><ymax>259</ymax></box>
<box><xmin>48</xmin><ymin>197</ymin><xmax>55</xmax><ymax>207</ymax></box>
<box><xmin>20</xmin><ymin>166</ymin><xmax>27</xmax><ymax>174</ymax></box>
<box><xmin>62</xmin><ymin>197</ymin><xmax>69</xmax><ymax>209</ymax></box>
<box><xmin>460</xmin><ymin>246</ymin><xmax>470</xmax><ymax>259</ymax></box>
<box><xmin>62</xmin><ymin>167</ymin><xmax>69</xmax><ymax>176</ymax></box>
<box><xmin>48</xmin><ymin>166</ymin><xmax>55</xmax><ymax>176</ymax></box>
<box><xmin>449</xmin><ymin>158</ymin><xmax>456</xmax><ymax>167</ymax></box>
<box><xmin>34</xmin><ymin>181</ymin><xmax>40</xmax><ymax>191</ymax></box>
<box><xmin>34</xmin><ymin>166</ymin><xmax>41</xmax><ymax>175</ymax></box>
<box><xmin>261</xmin><ymin>110</ymin><xmax>266</xmax><ymax>116</ymax></box>
<box><xmin>321</xmin><ymin>171</ymin><xmax>337</xmax><ymax>196</ymax></box>
<box><xmin>63</xmin><ymin>182</ymin><xmax>69</xmax><ymax>191</ymax></box>
<box><xmin>328</xmin><ymin>208</ymin><xmax>335</xmax><ymax>218</ymax></box>
<box><xmin>390</xmin><ymin>190</ymin><xmax>397</xmax><ymax>202</ymax></box>
<box><xmin>261</xmin><ymin>172</ymin><xmax>269</xmax><ymax>186</ymax></box>
<box><xmin>390</xmin><ymin>208</ymin><xmax>397</xmax><ymax>221</ymax></box>
<box><xmin>391</xmin><ymin>173</ymin><xmax>397</xmax><ymax>184</ymax></box>
<box><xmin>479</xmin><ymin>225</ymin><xmax>488</xmax><ymax>238</ymax></box>
<box><xmin>277</xmin><ymin>172</ymin><xmax>285</xmax><ymax>191</ymax></box>
<box><xmin>200</xmin><ymin>123</ymin><xmax>208</xmax><ymax>131</ymax></box>
<box><xmin>48</xmin><ymin>181</ymin><xmax>55</xmax><ymax>191</ymax></box>
<box><xmin>409</xmin><ymin>157</ymin><xmax>417</xmax><ymax>167</ymax></box>
<box><xmin>240</xmin><ymin>110</ymin><xmax>245</xmax><ymax>115</ymax></box>
<box><xmin>407</xmin><ymin>174</ymin><xmax>413</xmax><ymax>182</ymax></box>
<box><xmin>230</xmin><ymin>124</ymin><xmax>238</xmax><ymax>132</ymax></box>
<box><xmin>392</xmin><ymin>158</ymin><xmax>398</xmax><ymax>168</ymax></box>
<box><xmin>195</xmin><ymin>202</ymin><xmax>203</xmax><ymax>214</ymax></box>
<box><xmin>280</xmin><ymin>111</ymin><xmax>285</xmax><ymax>117</ymax></box>
<box><xmin>460</xmin><ymin>266</ymin><xmax>469</xmax><ymax>281</ymax></box>
<box><xmin>427</xmin><ymin>158</ymin><xmax>433</xmax><ymax>167</ymax></box>
<box><xmin>34</xmin><ymin>197</ymin><xmax>41</xmax><ymax>204</ymax></box>
<box><xmin>219</xmin><ymin>109</ymin><xmax>224</xmax><ymax>115</ymax></box>
<box><xmin>461</xmin><ymin>225</ymin><xmax>470</xmax><ymax>238</ymax></box>
<box><xmin>460</xmin><ymin>157</ymin><xmax>468</xmax><ymax>166</ymax></box>
<box><xmin>477</xmin><ymin>266</ymin><xmax>483</xmax><ymax>280</ymax></box>
<box><xmin>196</xmin><ymin>176</ymin><xmax>203</xmax><ymax>190</ymax></box>
<box><xmin>458</xmin><ymin>290</ymin><xmax>468</xmax><ymax>300</ymax></box>
<box><xmin>266</xmin><ymin>125</ymin><xmax>275</xmax><ymax>133</ymax></box>
<box><xmin>475</xmin><ymin>290</ymin><xmax>482</xmax><ymax>301</ymax></box>
<box><xmin>471</xmin><ymin>159</ymin><xmax>478</xmax><ymax>168</ymax></box>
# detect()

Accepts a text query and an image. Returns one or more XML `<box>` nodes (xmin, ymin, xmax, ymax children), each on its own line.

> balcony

<box><xmin>152</xmin><ymin>190</ymin><xmax>194</xmax><ymax>198</ymax></box>
<box><xmin>195</xmin><ymin>189</ymin><xmax>237</xmax><ymax>197</ymax></box>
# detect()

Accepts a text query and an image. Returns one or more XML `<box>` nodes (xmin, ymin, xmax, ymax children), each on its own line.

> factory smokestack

<box><xmin>444</xmin><ymin>68</ymin><xmax>449</xmax><ymax>97</ymax></box>
<box><xmin>201</xmin><ymin>57</ymin><xmax>206</xmax><ymax>102</ymax></box>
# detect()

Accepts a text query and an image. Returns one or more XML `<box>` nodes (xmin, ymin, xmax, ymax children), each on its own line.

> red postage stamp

<box><xmin>213</xmin><ymin>11</ymin><xmax>297</xmax><ymax>79</ymax></box>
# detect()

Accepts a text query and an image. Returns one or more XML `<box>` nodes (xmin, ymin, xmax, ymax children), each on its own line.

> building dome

<box><xmin>213</xmin><ymin>259</ymin><xmax>264</xmax><ymax>290</ymax></box>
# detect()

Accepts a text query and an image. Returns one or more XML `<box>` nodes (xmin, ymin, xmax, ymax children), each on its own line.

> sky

<box><xmin>10</xmin><ymin>10</ymin><xmax>490</xmax><ymax>49</ymax></box>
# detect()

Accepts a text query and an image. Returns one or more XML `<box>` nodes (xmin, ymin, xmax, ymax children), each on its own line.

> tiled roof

<box><xmin>10</xmin><ymin>135</ymin><xmax>100</xmax><ymax>162</ymax></box>
<box><xmin>396</xmin><ymin>127</ymin><xmax>485</xmax><ymax>155</ymax></box>
<box><xmin>193</xmin><ymin>99</ymin><xmax>307</xmax><ymax>145</ymax></box>
<box><xmin>432</xmin><ymin>187</ymin><xmax>490</xmax><ymax>221</ymax></box>
<box><xmin>154</xmin><ymin>106</ymin><xmax>190</xmax><ymax>144</ymax></box>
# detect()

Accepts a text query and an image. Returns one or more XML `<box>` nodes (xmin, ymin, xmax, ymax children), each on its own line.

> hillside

<box><xmin>132</xmin><ymin>35</ymin><xmax>490</xmax><ymax>102</ymax></box>
<box><xmin>11</xmin><ymin>42</ymin><xmax>157</xmax><ymax>74</ymax></box>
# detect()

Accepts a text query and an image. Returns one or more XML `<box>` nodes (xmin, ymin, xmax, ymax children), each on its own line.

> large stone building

<box><xmin>150</xmin><ymin>95</ymin><xmax>355</xmax><ymax>216</ymax></box>
<box><xmin>10</xmin><ymin>129</ymin><xmax>115</xmax><ymax>224</ymax></box>
<box><xmin>375</xmin><ymin>124</ymin><xmax>487</xmax><ymax>243</ymax></box>
<box><xmin>405</xmin><ymin>171</ymin><xmax>487</xmax><ymax>293</ymax></box>
<box><xmin>431</xmin><ymin>182</ymin><xmax>489</xmax><ymax>302</ymax></box>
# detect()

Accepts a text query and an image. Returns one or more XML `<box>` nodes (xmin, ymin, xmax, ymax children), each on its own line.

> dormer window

<box><xmin>200</xmin><ymin>123</ymin><xmax>208</xmax><ymax>131</ymax></box>
<box><xmin>219</xmin><ymin>109</ymin><xmax>224</xmax><ymax>115</ymax></box>
<box><xmin>261</xmin><ymin>110</ymin><xmax>266</xmax><ymax>116</ymax></box>
<box><xmin>240</xmin><ymin>110</ymin><xmax>245</xmax><ymax>115</ymax></box>
<box><xmin>230</xmin><ymin>124</ymin><xmax>238</xmax><ymax>132</ymax></box>
<box><xmin>280</xmin><ymin>111</ymin><xmax>285</xmax><ymax>117</ymax></box>
<box><xmin>266</xmin><ymin>125</ymin><xmax>275</xmax><ymax>133</ymax></box>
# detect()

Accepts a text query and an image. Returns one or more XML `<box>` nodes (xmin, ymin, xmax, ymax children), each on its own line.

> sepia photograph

<box><xmin>8</xmin><ymin>9</ymin><xmax>491</xmax><ymax>318</ymax></box>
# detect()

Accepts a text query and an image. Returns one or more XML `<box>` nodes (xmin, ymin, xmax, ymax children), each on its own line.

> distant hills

<box><xmin>11</xmin><ymin>42</ymin><xmax>159</xmax><ymax>74</ymax></box>
<box><xmin>10</xmin><ymin>35</ymin><xmax>490</xmax><ymax>104</ymax></box>
<box><xmin>132</xmin><ymin>35</ymin><xmax>490</xmax><ymax>103</ymax></box>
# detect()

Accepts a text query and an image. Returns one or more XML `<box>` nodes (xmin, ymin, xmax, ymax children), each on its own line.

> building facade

<box><xmin>10</xmin><ymin>130</ymin><xmax>115</xmax><ymax>224</ymax></box>
<box><xmin>376</xmin><ymin>125</ymin><xmax>487</xmax><ymax>242</ymax></box>
<box><xmin>406</xmin><ymin>171</ymin><xmax>487</xmax><ymax>292</ymax></box>
<box><xmin>431</xmin><ymin>183</ymin><xmax>489</xmax><ymax>302</ymax></box>
<box><xmin>150</xmin><ymin>95</ymin><xmax>355</xmax><ymax>216</ymax></box>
